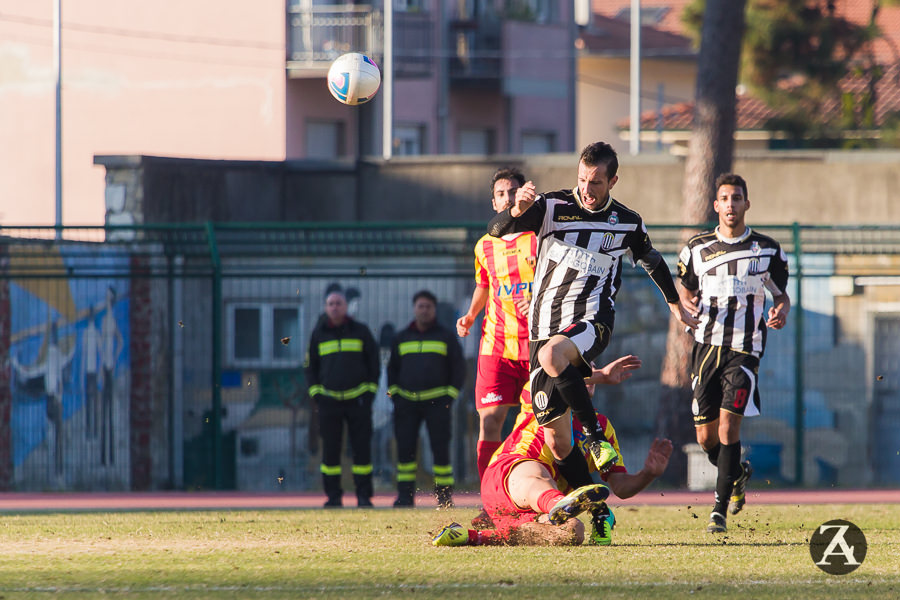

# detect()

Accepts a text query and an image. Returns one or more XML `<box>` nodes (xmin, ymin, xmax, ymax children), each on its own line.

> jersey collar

<box><xmin>715</xmin><ymin>225</ymin><xmax>752</xmax><ymax>244</ymax></box>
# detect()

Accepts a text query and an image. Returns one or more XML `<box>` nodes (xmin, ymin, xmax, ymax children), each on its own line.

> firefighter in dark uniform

<box><xmin>305</xmin><ymin>290</ymin><xmax>380</xmax><ymax>508</ymax></box>
<box><xmin>388</xmin><ymin>290</ymin><xmax>466</xmax><ymax>508</ymax></box>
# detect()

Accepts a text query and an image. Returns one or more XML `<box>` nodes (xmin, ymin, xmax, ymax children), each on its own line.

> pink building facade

<box><xmin>2</xmin><ymin>0</ymin><xmax>575</xmax><ymax>226</ymax></box>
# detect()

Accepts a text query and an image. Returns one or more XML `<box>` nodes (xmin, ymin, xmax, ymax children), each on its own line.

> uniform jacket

<box><xmin>387</xmin><ymin>320</ymin><xmax>465</xmax><ymax>401</ymax></box>
<box><xmin>305</xmin><ymin>315</ymin><xmax>379</xmax><ymax>401</ymax></box>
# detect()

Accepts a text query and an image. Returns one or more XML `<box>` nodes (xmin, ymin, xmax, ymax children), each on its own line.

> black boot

<box><xmin>354</xmin><ymin>472</ymin><xmax>374</xmax><ymax>508</ymax></box>
<box><xmin>435</xmin><ymin>484</ymin><xmax>454</xmax><ymax>509</ymax></box>
<box><xmin>323</xmin><ymin>473</ymin><xmax>343</xmax><ymax>508</ymax></box>
<box><xmin>394</xmin><ymin>481</ymin><xmax>415</xmax><ymax>507</ymax></box>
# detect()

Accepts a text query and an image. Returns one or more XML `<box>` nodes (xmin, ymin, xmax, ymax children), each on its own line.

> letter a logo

<box><xmin>809</xmin><ymin>519</ymin><xmax>867</xmax><ymax>575</ymax></box>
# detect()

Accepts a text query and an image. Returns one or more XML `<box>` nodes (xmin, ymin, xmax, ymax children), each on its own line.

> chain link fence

<box><xmin>1</xmin><ymin>223</ymin><xmax>898</xmax><ymax>492</ymax></box>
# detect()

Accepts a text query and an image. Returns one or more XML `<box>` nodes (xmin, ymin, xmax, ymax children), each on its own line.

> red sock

<box><xmin>470</xmin><ymin>528</ymin><xmax>511</xmax><ymax>546</ymax></box>
<box><xmin>477</xmin><ymin>441</ymin><xmax>502</xmax><ymax>480</ymax></box>
<box><xmin>537</xmin><ymin>489</ymin><xmax>565</xmax><ymax>514</ymax></box>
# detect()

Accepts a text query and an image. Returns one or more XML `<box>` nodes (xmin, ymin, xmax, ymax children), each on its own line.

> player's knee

<box><xmin>544</xmin><ymin>429</ymin><xmax>572</xmax><ymax>459</ymax></box>
<box><xmin>696</xmin><ymin>427</ymin><xmax>718</xmax><ymax>450</ymax></box>
<box><xmin>537</xmin><ymin>344</ymin><xmax>567</xmax><ymax>377</ymax></box>
<box><xmin>479</xmin><ymin>410</ymin><xmax>507</xmax><ymax>438</ymax></box>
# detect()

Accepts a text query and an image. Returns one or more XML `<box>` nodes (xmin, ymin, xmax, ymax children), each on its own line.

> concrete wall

<box><xmin>96</xmin><ymin>150</ymin><xmax>900</xmax><ymax>226</ymax></box>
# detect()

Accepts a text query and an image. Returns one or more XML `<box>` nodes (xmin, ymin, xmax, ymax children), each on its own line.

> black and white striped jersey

<box><xmin>677</xmin><ymin>227</ymin><xmax>789</xmax><ymax>357</ymax></box>
<box><xmin>489</xmin><ymin>188</ymin><xmax>668</xmax><ymax>341</ymax></box>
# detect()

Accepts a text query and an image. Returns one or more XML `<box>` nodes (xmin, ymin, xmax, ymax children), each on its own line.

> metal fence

<box><xmin>1</xmin><ymin>223</ymin><xmax>899</xmax><ymax>493</ymax></box>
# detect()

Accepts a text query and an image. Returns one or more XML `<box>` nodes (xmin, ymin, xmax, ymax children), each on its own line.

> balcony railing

<box><xmin>393</xmin><ymin>11</ymin><xmax>434</xmax><ymax>78</ymax></box>
<box><xmin>287</xmin><ymin>4</ymin><xmax>383</xmax><ymax>75</ymax></box>
<box><xmin>448</xmin><ymin>19</ymin><xmax>501</xmax><ymax>86</ymax></box>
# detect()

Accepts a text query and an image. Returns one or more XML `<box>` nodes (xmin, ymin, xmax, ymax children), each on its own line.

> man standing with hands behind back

<box><xmin>305</xmin><ymin>290</ymin><xmax>380</xmax><ymax>508</ymax></box>
<box><xmin>389</xmin><ymin>290</ymin><xmax>466</xmax><ymax>509</ymax></box>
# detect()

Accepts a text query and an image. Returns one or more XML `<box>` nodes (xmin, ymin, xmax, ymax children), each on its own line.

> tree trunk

<box><xmin>655</xmin><ymin>0</ymin><xmax>747</xmax><ymax>485</ymax></box>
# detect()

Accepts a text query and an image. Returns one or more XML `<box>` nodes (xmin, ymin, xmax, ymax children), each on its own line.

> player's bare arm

<box><xmin>585</xmin><ymin>355</ymin><xmax>642</xmax><ymax>386</ymax></box>
<box><xmin>510</xmin><ymin>181</ymin><xmax>536</xmax><ymax>217</ymax></box>
<box><xmin>677</xmin><ymin>282</ymin><xmax>700</xmax><ymax>315</ymax></box>
<box><xmin>670</xmin><ymin>300</ymin><xmax>700</xmax><ymax>330</ymax></box>
<box><xmin>456</xmin><ymin>286</ymin><xmax>489</xmax><ymax>337</ymax></box>
<box><xmin>605</xmin><ymin>438</ymin><xmax>673</xmax><ymax>499</ymax></box>
<box><xmin>766</xmin><ymin>292</ymin><xmax>791</xmax><ymax>329</ymax></box>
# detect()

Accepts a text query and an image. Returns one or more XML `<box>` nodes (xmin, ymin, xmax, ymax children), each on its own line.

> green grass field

<box><xmin>0</xmin><ymin>503</ymin><xmax>897</xmax><ymax>599</ymax></box>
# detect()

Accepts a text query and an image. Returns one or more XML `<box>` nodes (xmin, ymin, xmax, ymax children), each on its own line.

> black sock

<box><xmin>713</xmin><ymin>441</ymin><xmax>741</xmax><ymax>515</ymax></box>
<box><xmin>553</xmin><ymin>365</ymin><xmax>607</xmax><ymax>444</ymax></box>
<box><xmin>555</xmin><ymin>445</ymin><xmax>594</xmax><ymax>490</ymax></box>
<box><xmin>705</xmin><ymin>443</ymin><xmax>721</xmax><ymax>467</ymax></box>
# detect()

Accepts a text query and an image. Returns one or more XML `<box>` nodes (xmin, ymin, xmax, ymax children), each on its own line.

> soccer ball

<box><xmin>327</xmin><ymin>52</ymin><xmax>381</xmax><ymax>106</ymax></box>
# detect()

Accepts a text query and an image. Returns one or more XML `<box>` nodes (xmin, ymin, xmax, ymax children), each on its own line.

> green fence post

<box><xmin>792</xmin><ymin>222</ymin><xmax>804</xmax><ymax>485</ymax></box>
<box><xmin>206</xmin><ymin>222</ymin><xmax>223</xmax><ymax>490</ymax></box>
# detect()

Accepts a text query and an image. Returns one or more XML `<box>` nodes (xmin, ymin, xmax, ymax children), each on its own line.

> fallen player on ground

<box><xmin>432</xmin><ymin>355</ymin><xmax>673</xmax><ymax>546</ymax></box>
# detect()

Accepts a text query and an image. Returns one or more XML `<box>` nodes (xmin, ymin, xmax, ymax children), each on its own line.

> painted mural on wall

<box><xmin>8</xmin><ymin>248</ymin><xmax>130</xmax><ymax>490</ymax></box>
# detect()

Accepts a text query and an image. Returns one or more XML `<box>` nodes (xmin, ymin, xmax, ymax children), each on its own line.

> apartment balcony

<box><xmin>286</xmin><ymin>4</ymin><xmax>434</xmax><ymax>79</ymax></box>
<box><xmin>287</xmin><ymin>4</ymin><xmax>383</xmax><ymax>78</ymax></box>
<box><xmin>448</xmin><ymin>19</ymin><xmax>501</xmax><ymax>89</ymax></box>
<box><xmin>393</xmin><ymin>11</ymin><xmax>435</xmax><ymax>79</ymax></box>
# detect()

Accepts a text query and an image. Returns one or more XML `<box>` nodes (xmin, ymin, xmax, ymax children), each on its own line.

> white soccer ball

<box><xmin>327</xmin><ymin>52</ymin><xmax>381</xmax><ymax>106</ymax></box>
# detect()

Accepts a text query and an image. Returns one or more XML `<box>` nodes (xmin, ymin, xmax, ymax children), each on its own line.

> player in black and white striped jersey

<box><xmin>487</xmin><ymin>141</ymin><xmax>698</xmax><ymax>498</ymax></box>
<box><xmin>676</xmin><ymin>172</ymin><xmax>790</xmax><ymax>534</ymax></box>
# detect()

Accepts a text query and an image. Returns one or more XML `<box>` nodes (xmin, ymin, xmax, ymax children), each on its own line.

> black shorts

<box><xmin>690</xmin><ymin>342</ymin><xmax>761</xmax><ymax>425</ymax></box>
<box><xmin>529</xmin><ymin>318</ymin><xmax>613</xmax><ymax>426</ymax></box>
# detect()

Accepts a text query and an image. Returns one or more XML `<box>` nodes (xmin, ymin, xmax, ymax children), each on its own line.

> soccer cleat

<box><xmin>588</xmin><ymin>440</ymin><xmax>620</xmax><ymax>473</ymax></box>
<box><xmin>431</xmin><ymin>522</ymin><xmax>468</xmax><ymax>547</ymax></box>
<box><xmin>587</xmin><ymin>504</ymin><xmax>616</xmax><ymax>546</ymax></box>
<box><xmin>548</xmin><ymin>483</ymin><xmax>610</xmax><ymax>525</ymax></box>
<box><xmin>729</xmin><ymin>460</ymin><xmax>753</xmax><ymax>515</ymax></box>
<box><xmin>707</xmin><ymin>511</ymin><xmax>727</xmax><ymax>533</ymax></box>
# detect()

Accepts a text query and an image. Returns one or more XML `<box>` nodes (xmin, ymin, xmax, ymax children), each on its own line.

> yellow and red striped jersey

<box><xmin>488</xmin><ymin>383</ymin><xmax>625</xmax><ymax>491</ymax></box>
<box><xmin>473</xmin><ymin>231</ymin><xmax>536</xmax><ymax>361</ymax></box>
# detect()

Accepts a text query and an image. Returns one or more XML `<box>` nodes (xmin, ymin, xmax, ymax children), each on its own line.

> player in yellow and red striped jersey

<box><xmin>457</xmin><ymin>167</ymin><xmax>537</xmax><ymax>482</ymax></box>
<box><xmin>432</xmin><ymin>355</ymin><xmax>674</xmax><ymax>546</ymax></box>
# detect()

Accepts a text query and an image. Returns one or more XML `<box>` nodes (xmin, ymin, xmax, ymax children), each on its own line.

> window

<box><xmin>306</xmin><ymin>120</ymin><xmax>345</xmax><ymax>159</ymax></box>
<box><xmin>458</xmin><ymin>128</ymin><xmax>494</xmax><ymax>155</ymax></box>
<box><xmin>394</xmin><ymin>124</ymin><xmax>426</xmax><ymax>155</ymax></box>
<box><xmin>227</xmin><ymin>303</ymin><xmax>303</xmax><ymax>367</ymax></box>
<box><xmin>521</xmin><ymin>131</ymin><xmax>555</xmax><ymax>154</ymax></box>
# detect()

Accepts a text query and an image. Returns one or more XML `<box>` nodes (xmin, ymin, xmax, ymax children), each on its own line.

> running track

<box><xmin>0</xmin><ymin>489</ymin><xmax>898</xmax><ymax>512</ymax></box>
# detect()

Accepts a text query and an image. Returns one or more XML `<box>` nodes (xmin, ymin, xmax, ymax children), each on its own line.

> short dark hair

<box><xmin>412</xmin><ymin>290</ymin><xmax>437</xmax><ymax>305</ymax></box>
<box><xmin>579</xmin><ymin>142</ymin><xmax>619</xmax><ymax>180</ymax></box>
<box><xmin>490</xmin><ymin>167</ymin><xmax>525</xmax><ymax>193</ymax></box>
<box><xmin>715</xmin><ymin>173</ymin><xmax>748</xmax><ymax>199</ymax></box>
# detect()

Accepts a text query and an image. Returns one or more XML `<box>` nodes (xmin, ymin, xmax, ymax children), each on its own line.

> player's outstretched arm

<box><xmin>585</xmin><ymin>355</ymin><xmax>642</xmax><ymax>386</ymax></box>
<box><xmin>605</xmin><ymin>438</ymin><xmax>673</xmax><ymax>499</ymax></box>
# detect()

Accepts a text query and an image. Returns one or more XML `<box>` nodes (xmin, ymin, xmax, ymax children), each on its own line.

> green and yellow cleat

<box><xmin>729</xmin><ymin>460</ymin><xmax>753</xmax><ymax>515</ymax></box>
<box><xmin>431</xmin><ymin>522</ymin><xmax>468</xmax><ymax>547</ymax></box>
<box><xmin>587</xmin><ymin>504</ymin><xmax>616</xmax><ymax>546</ymax></box>
<box><xmin>548</xmin><ymin>483</ymin><xmax>610</xmax><ymax>526</ymax></box>
<box><xmin>588</xmin><ymin>440</ymin><xmax>620</xmax><ymax>473</ymax></box>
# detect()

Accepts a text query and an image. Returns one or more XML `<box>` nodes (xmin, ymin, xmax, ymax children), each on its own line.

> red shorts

<box><xmin>474</xmin><ymin>356</ymin><xmax>529</xmax><ymax>411</ymax></box>
<box><xmin>480</xmin><ymin>453</ymin><xmax>541</xmax><ymax>531</ymax></box>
